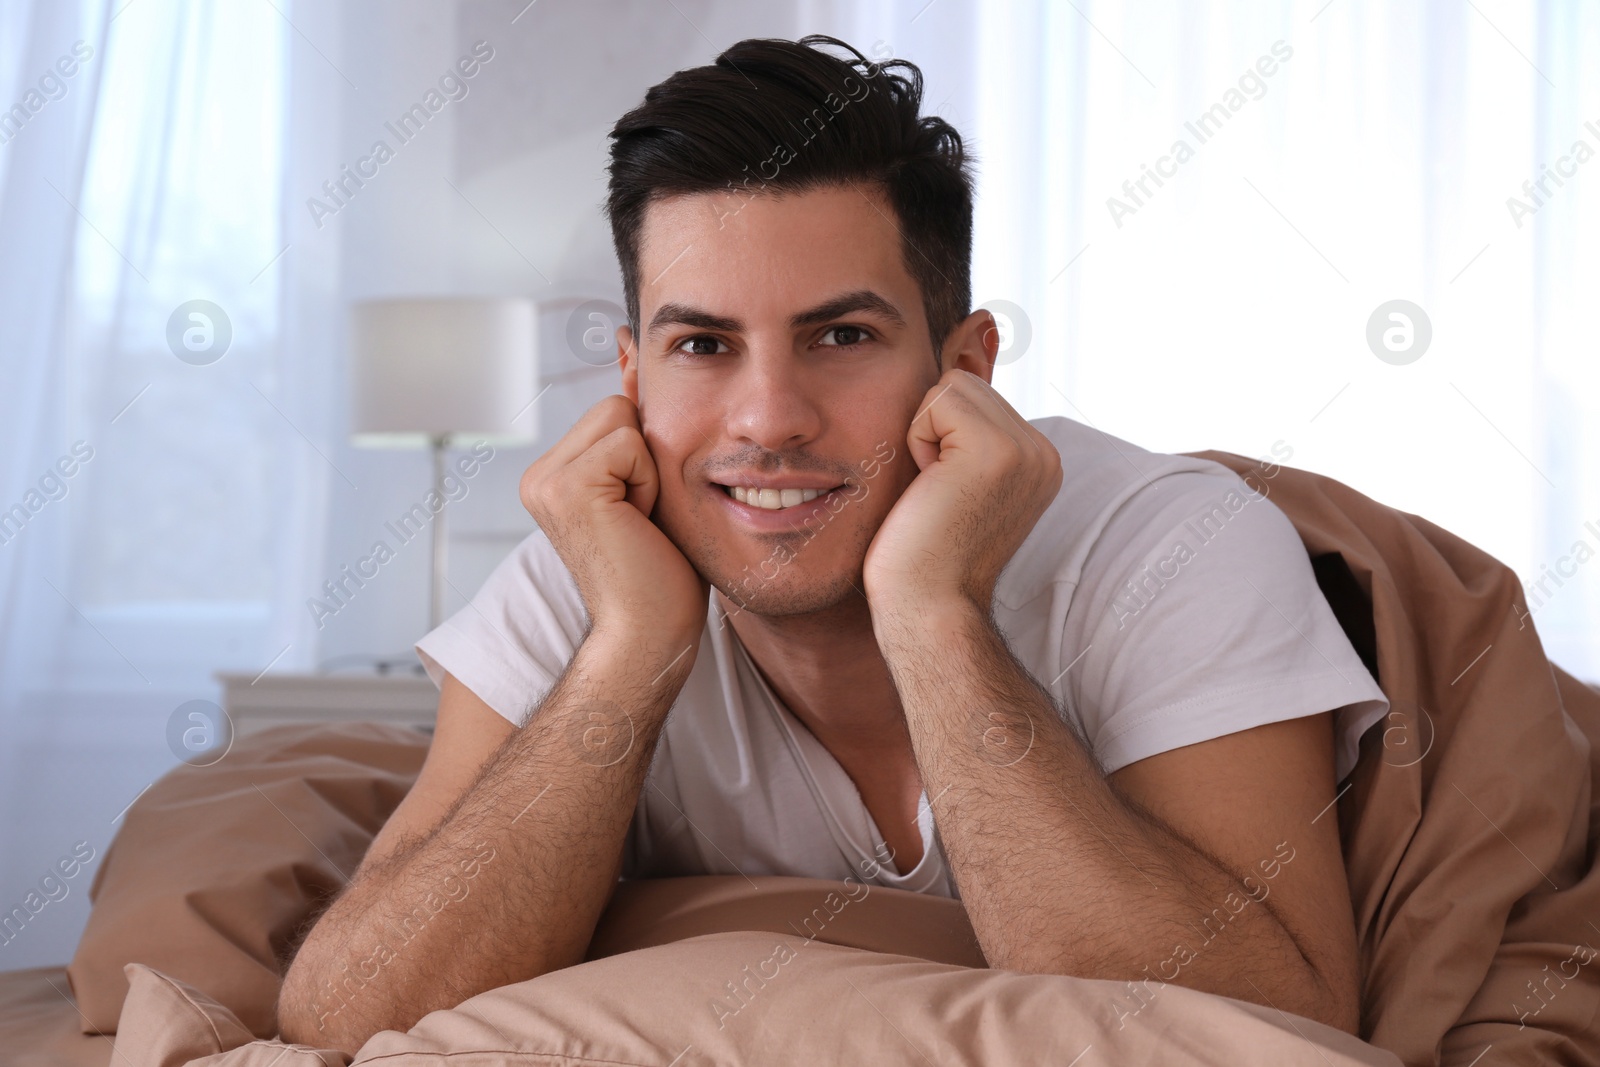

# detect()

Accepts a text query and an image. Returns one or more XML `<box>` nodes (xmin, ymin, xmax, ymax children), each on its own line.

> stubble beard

<box><xmin>677</xmin><ymin>517</ymin><xmax>877</xmax><ymax>621</ymax></box>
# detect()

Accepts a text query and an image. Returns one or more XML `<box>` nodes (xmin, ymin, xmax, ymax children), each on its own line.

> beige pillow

<box><xmin>114</xmin><ymin>963</ymin><xmax>347</xmax><ymax>1067</ymax></box>
<box><xmin>353</xmin><ymin>930</ymin><xmax>1403</xmax><ymax>1066</ymax></box>
<box><xmin>114</xmin><ymin>936</ymin><xmax>1401</xmax><ymax>1067</ymax></box>
<box><xmin>68</xmin><ymin>722</ymin><xmax>430</xmax><ymax>1036</ymax></box>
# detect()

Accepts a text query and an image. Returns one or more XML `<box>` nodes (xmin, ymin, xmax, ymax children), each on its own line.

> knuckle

<box><xmin>519</xmin><ymin>475</ymin><xmax>544</xmax><ymax>515</ymax></box>
<box><xmin>538</xmin><ymin>476</ymin><xmax>567</xmax><ymax>509</ymax></box>
<box><xmin>596</xmin><ymin>393</ymin><xmax>637</xmax><ymax>425</ymax></box>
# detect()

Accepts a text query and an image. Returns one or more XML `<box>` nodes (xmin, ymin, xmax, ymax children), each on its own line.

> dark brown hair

<box><xmin>605</xmin><ymin>34</ymin><xmax>974</xmax><ymax>357</ymax></box>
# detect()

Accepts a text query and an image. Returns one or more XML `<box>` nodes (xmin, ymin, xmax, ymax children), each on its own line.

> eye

<box><xmin>817</xmin><ymin>324</ymin><xmax>874</xmax><ymax>348</ymax></box>
<box><xmin>674</xmin><ymin>334</ymin><xmax>730</xmax><ymax>357</ymax></box>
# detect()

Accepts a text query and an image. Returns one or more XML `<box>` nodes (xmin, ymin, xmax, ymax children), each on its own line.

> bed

<box><xmin>4</xmin><ymin>451</ymin><xmax>1597</xmax><ymax>1066</ymax></box>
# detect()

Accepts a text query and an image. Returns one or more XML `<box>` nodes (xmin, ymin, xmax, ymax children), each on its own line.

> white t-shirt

<box><xmin>414</xmin><ymin>415</ymin><xmax>1388</xmax><ymax>901</ymax></box>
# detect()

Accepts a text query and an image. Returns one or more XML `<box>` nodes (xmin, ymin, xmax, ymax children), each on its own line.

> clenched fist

<box><xmin>520</xmin><ymin>395</ymin><xmax>709</xmax><ymax>652</ymax></box>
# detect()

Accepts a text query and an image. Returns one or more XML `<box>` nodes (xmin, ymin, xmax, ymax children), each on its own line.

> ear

<box><xmin>940</xmin><ymin>308</ymin><xmax>999</xmax><ymax>384</ymax></box>
<box><xmin>617</xmin><ymin>324</ymin><xmax>639</xmax><ymax>405</ymax></box>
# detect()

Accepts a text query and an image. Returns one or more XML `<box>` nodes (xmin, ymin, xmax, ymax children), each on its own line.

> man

<box><xmin>279</xmin><ymin>34</ymin><xmax>1388</xmax><ymax>1051</ymax></box>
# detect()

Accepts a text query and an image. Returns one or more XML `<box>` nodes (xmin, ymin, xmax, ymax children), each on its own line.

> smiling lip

<box><xmin>711</xmin><ymin>481</ymin><xmax>850</xmax><ymax>527</ymax></box>
<box><xmin>716</xmin><ymin>482</ymin><xmax>845</xmax><ymax>508</ymax></box>
<box><xmin>712</xmin><ymin>473</ymin><xmax>845</xmax><ymax>491</ymax></box>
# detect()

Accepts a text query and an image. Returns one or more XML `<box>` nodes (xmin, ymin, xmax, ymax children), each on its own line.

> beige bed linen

<box><xmin>1191</xmin><ymin>450</ymin><xmax>1600</xmax><ymax>1065</ymax></box>
<box><xmin>0</xmin><ymin>965</ymin><xmax>114</xmax><ymax>1067</ymax></box>
<box><xmin>112</xmin><ymin>963</ymin><xmax>343</xmax><ymax>1067</ymax></box>
<box><xmin>66</xmin><ymin>721</ymin><xmax>430</xmax><ymax>1036</ymax></box>
<box><xmin>110</xmin><ymin>936</ymin><xmax>1403</xmax><ymax>1067</ymax></box>
<box><xmin>10</xmin><ymin>868</ymin><xmax>989</xmax><ymax>1067</ymax></box>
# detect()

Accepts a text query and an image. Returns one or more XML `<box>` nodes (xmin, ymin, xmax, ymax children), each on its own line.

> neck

<box><xmin>716</xmin><ymin>588</ymin><xmax>907</xmax><ymax>753</ymax></box>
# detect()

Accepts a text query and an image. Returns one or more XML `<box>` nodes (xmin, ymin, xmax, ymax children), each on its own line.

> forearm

<box><xmin>874</xmin><ymin>600</ymin><xmax>1335</xmax><ymax>1026</ymax></box>
<box><xmin>278</xmin><ymin>631</ymin><xmax>691</xmax><ymax>1050</ymax></box>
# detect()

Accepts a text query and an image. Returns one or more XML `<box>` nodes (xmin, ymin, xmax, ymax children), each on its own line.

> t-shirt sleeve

<box><xmin>1062</xmin><ymin>464</ymin><xmax>1388</xmax><ymax>783</ymax></box>
<box><xmin>413</xmin><ymin>527</ymin><xmax>590</xmax><ymax>728</ymax></box>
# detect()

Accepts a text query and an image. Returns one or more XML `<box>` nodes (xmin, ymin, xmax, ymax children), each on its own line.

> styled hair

<box><xmin>605</xmin><ymin>34</ymin><xmax>974</xmax><ymax>357</ymax></box>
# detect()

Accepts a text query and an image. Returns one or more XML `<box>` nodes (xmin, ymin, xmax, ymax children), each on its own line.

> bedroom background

<box><xmin>0</xmin><ymin>0</ymin><xmax>1594</xmax><ymax>969</ymax></box>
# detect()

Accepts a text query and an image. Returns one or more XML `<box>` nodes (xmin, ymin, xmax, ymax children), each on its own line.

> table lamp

<box><xmin>348</xmin><ymin>296</ymin><xmax>538</xmax><ymax>632</ymax></box>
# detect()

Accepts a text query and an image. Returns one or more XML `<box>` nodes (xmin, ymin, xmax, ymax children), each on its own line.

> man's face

<box><xmin>617</xmin><ymin>183</ymin><xmax>957</xmax><ymax>618</ymax></box>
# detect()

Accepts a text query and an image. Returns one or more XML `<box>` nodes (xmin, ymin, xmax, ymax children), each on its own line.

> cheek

<box><xmin>649</xmin><ymin>439</ymin><xmax>699</xmax><ymax>516</ymax></box>
<box><xmin>638</xmin><ymin>399</ymin><xmax>700</xmax><ymax>487</ymax></box>
<box><xmin>838</xmin><ymin>382</ymin><xmax>922</xmax><ymax>460</ymax></box>
<box><xmin>640</xmin><ymin>433</ymin><xmax>714</xmax><ymax>541</ymax></box>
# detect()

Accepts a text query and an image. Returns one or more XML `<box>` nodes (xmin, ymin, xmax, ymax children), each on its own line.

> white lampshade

<box><xmin>348</xmin><ymin>297</ymin><xmax>538</xmax><ymax>446</ymax></box>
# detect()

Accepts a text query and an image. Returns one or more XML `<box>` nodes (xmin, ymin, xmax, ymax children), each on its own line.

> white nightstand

<box><xmin>215</xmin><ymin>670</ymin><xmax>439</xmax><ymax>736</ymax></box>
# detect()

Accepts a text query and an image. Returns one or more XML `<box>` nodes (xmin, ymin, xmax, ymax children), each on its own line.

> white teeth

<box><xmin>726</xmin><ymin>485</ymin><xmax>826</xmax><ymax>510</ymax></box>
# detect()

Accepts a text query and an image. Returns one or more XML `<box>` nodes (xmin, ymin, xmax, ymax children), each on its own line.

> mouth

<box><xmin>713</xmin><ymin>482</ymin><xmax>849</xmax><ymax>513</ymax></box>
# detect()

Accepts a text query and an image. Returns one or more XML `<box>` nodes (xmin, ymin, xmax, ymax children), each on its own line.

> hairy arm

<box><xmin>874</xmin><ymin>598</ymin><xmax>1361</xmax><ymax>1034</ymax></box>
<box><xmin>861</xmin><ymin>368</ymin><xmax>1360</xmax><ymax>1033</ymax></box>
<box><xmin>276</xmin><ymin>631</ymin><xmax>693</xmax><ymax>1052</ymax></box>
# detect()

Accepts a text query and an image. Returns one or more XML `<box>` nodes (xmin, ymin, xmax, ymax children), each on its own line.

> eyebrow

<box><xmin>644</xmin><ymin>288</ymin><xmax>908</xmax><ymax>341</ymax></box>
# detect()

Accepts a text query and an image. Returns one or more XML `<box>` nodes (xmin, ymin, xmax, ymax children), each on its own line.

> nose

<box><xmin>723</xmin><ymin>343</ymin><xmax>823</xmax><ymax>454</ymax></box>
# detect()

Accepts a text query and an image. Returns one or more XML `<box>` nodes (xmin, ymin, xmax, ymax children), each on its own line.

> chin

<box><xmin>711</xmin><ymin>563</ymin><xmax>866</xmax><ymax>620</ymax></box>
<box><xmin>666</xmin><ymin>500</ymin><xmax>881</xmax><ymax>621</ymax></box>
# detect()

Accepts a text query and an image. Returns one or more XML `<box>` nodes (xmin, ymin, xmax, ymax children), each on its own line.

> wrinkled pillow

<box><xmin>68</xmin><ymin>721</ymin><xmax>430</xmax><ymax>1036</ymax></box>
<box><xmin>353</xmin><ymin>930</ymin><xmax>1403</xmax><ymax>1067</ymax></box>
<box><xmin>114</xmin><ymin>962</ymin><xmax>347</xmax><ymax>1067</ymax></box>
<box><xmin>114</xmin><ymin>935</ymin><xmax>1402</xmax><ymax>1067</ymax></box>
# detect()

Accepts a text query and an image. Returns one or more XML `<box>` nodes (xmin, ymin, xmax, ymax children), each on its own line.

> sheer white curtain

<box><xmin>1011</xmin><ymin>0</ymin><xmax>1599</xmax><ymax>682</ymax></box>
<box><xmin>0</xmin><ymin>0</ymin><xmax>308</xmax><ymax>699</ymax></box>
<box><xmin>1</xmin><ymin>0</ymin><xmax>299</xmax><ymax>697</ymax></box>
<box><xmin>0</xmin><ymin>0</ymin><xmax>106</xmax><ymax>726</ymax></box>
<box><xmin>66</xmin><ymin>0</ymin><xmax>292</xmax><ymax>677</ymax></box>
<box><xmin>0</xmin><ymin>0</ymin><xmax>115</xmax><ymax>950</ymax></box>
<box><xmin>811</xmin><ymin>0</ymin><xmax>1599</xmax><ymax>682</ymax></box>
<box><xmin>0</xmin><ymin>0</ymin><xmax>329</xmax><ymax>967</ymax></box>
